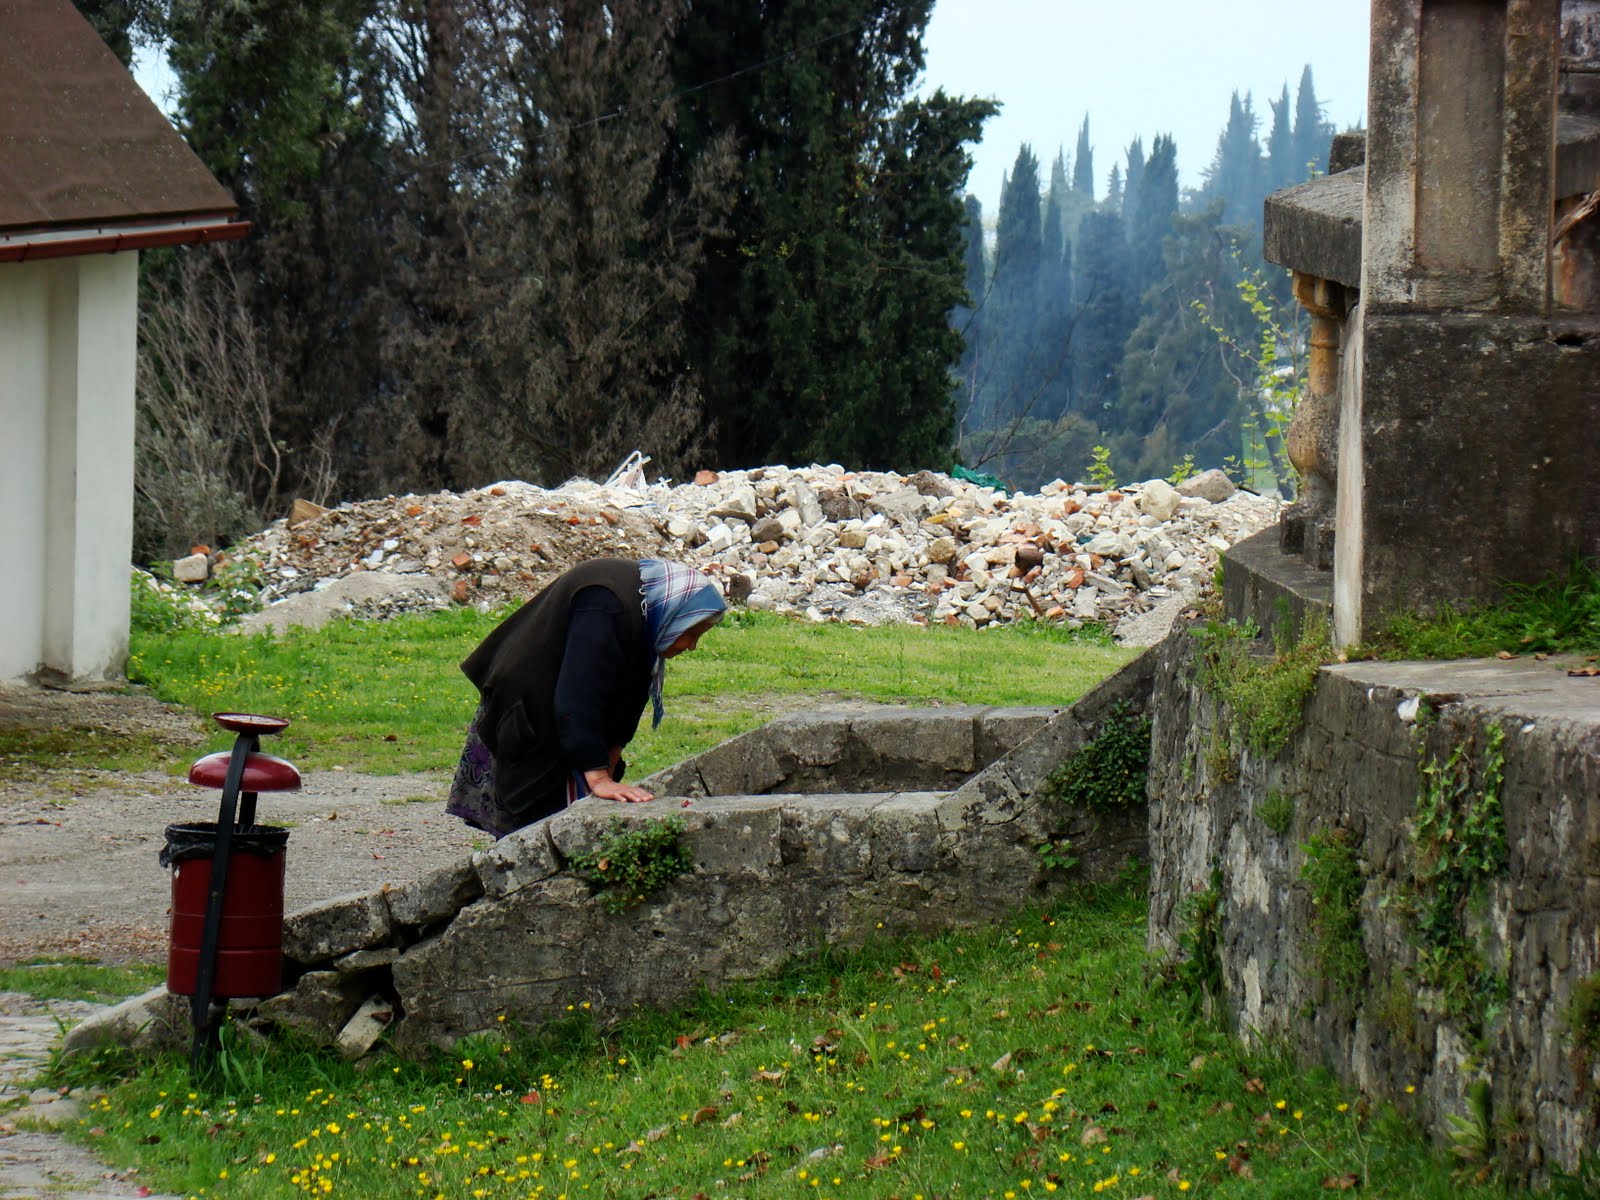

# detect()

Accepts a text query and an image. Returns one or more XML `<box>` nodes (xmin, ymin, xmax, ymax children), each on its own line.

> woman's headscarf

<box><xmin>639</xmin><ymin>559</ymin><xmax>725</xmax><ymax>727</ymax></box>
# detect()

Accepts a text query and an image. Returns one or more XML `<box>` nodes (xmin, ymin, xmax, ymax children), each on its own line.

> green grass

<box><xmin>1360</xmin><ymin>555</ymin><xmax>1600</xmax><ymax>661</ymax></box>
<box><xmin>122</xmin><ymin>609</ymin><xmax>1133</xmax><ymax>777</ymax></box>
<box><xmin>0</xmin><ymin>725</ymin><xmax>184</xmax><ymax>778</ymax></box>
<box><xmin>59</xmin><ymin>888</ymin><xmax>1502</xmax><ymax>1199</ymax></box>
<box><xmin>0</xmin><ymin>957</ymin><xmax>164</xmax><ymax>1003</ymax></box>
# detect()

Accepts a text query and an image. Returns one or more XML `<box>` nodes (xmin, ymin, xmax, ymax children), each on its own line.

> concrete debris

<box><xmin>234</xmin><ymin>467</ymin><xmax>1278</xmax><ymax>644</ymax></box>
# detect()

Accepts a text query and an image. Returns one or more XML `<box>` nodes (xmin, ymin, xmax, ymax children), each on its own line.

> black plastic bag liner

<box><xmin>160</xmin><ymin>822</ymin><xmax>289</xmax><ymax>868</ymax></box>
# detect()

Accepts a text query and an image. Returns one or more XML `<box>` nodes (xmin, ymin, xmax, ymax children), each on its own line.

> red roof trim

<box><xmin>0</xmin><ymin>220</ymin><xmax>251</xmax><ymax>264</ymax></box>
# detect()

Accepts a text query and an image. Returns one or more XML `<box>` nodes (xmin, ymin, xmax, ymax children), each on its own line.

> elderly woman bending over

<box><xmin>447</xmin><ymin>558</ymin><xmax>724</xmax><ymax>838</ymax></box>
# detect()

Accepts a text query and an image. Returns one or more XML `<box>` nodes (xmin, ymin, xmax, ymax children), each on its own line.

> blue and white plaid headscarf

<box><xmin>639</xmin><ymin>559</ymin><xmax>725</xmax><ymax>727</ymax></box>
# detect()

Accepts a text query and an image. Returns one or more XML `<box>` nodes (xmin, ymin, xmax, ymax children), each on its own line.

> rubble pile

<box><xmin>235</xmin><ymin>464</ymin><xmax>1278</xmax><ymax>641</ymax></box>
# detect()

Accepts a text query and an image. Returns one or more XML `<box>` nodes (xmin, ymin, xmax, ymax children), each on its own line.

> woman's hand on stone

<box><xmin>585</xmin><ymin>771</ymin><xmax>654</xmax><ymax>804</ymax></box>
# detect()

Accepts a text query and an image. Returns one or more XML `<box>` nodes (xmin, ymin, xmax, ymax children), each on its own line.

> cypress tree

<box><xmin>1293</xmin><ymin>65</ymin><xmax>1334</xmax><ymax>178</ymax></box>
<box><xmin>1266</xmin><ymin>82</ymin><xmax>1296</xmax><ymax>190</ymax></box>
<box><xmin>1072</xmin><ymin>115</ymin><xmax>1095</xmax><ymax>199</ymax></box>
<box><xmin>1071</xmin><ymin>208</ymin><xmax>1131</xmax><ymax>415</ymax></box>
<box><xmin>1128</xmin><ymin>133</ymin><xmax>1178</xmax><ymax>302</ymax></box>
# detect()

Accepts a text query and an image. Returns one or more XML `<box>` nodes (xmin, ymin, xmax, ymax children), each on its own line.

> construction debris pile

<box><xmin>225</xmin><ymin>464</ymin><xmax>1277</xmax><ymax>643</ymax></box>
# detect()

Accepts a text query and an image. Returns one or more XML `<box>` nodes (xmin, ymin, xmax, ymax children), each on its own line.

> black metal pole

<box><xmin>190</xmin><ymin>731</ymin><xmax>257</xmax><ymax>1075</ymax></box>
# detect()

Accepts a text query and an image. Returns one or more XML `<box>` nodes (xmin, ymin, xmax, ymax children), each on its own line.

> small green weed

<box><xmin>1194</xmin><ymin>612</ymin><xmax>1330</xmax><ymax>757</ymax></box>
<box><xmin>1087</xmin><ymin>443</ymin><xmax>1116</xmax><ymax>490</ymax></box>
<box><xmin>567</xmin><ymin>816</ymin><xmax>693</xmax><ymax>913</ymax></box>
<box><xmin>1168</xmin><ymin>453</ymin><xmax>1198</xmax><ymax>485</ymax></box>
<box><xmin>1409</xmin><ymin>724</ymin><xmax>1509</xmax><ymax>1027</ymax></box>
<box><xmin>1039</xmin><ymin>701</ymin><xmax>1152</xmax><ymax>810</ymax></box>
<box><xmin>1300</xmin><ymin>828</ymin><xmax>1368</xmax><ymax>1001</ymax></box>
<box><xmin>1256</xmin><ymin>790</ymin><xmax>1294</xmax><ymax>834</ymax></box>
<box><xmin>1170</xmin><ymin>866</ymin><xmax>1225</xmax><ymax>1016</ymax></box>
<box><xmin>1033</xmin><ymin>837</ymin><xmax>1077</xmax><ymax>875</ymax></box>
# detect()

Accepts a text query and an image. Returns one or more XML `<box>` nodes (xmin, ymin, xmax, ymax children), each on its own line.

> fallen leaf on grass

<box><xmin>1321</xmin><ymin>1173</ymin><xmax>1360</xmax><ymax>1189</ymax></box>
<box><xmin>691</xmin><ymin>1106</ymin><xmax>719</xmax><ymax>1126</ymax></box>
<box><xmin>519</xmin><ymin>1092</ymin><xmax>541</xmax><ymax>1105</ymax></box>
<box><xmin>863</xmin><ymin>1153</ymin><xmax>893</xmax><ymax>1170</ymax></box>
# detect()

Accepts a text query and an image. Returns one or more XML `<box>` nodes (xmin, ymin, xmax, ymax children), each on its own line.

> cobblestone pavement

<box><xmin>0</xmin><ymin>993</ymin><xmax>180</xmax><ymax>1200</ymax></box>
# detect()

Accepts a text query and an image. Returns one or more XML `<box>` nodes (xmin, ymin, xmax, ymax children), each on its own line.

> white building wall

<box><xmin>1</xmin><ymin>253</ymin><xmax>138</xmax><ymax>682</ymax></box>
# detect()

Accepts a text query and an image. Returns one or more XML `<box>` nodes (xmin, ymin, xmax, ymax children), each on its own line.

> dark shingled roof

<box><xmin>0</xmin><ymin>0</ymin><xmax>236</xmax><ymax>235</ymax></box>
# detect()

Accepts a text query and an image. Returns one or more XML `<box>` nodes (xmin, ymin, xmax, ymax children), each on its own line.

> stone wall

<box><xmin>1146</xmin><ymin>627</ymin><xmax>1600</xmax><ymax>1179</ymax></box>
<box><xmin>69</xmin><ymin>661</ymin><xmax>1157</xmax><ymax>1061</ymax></box>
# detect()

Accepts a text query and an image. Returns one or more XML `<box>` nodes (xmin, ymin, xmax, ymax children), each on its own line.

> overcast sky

<box><xmin>919</xmin><ymin>0</ymin><xmax>1372</xmax><ymax>212</ymax></box>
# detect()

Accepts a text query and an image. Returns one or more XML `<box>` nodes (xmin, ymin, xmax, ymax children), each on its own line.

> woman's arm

<box><xmin>554</xmin><ymin>589</ymin><xmax>654</xmax><ymax>803</ymax></box>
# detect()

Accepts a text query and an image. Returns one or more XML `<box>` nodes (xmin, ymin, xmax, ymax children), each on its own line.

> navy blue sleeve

<box><xmin>553</xmin><ymin>586</ymin><xmax>627</xmax><ymax>773</ymax></box>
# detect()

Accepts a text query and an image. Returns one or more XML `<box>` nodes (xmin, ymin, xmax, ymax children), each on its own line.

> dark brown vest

<box><xmin>460</xmin><ymin>558</ymin><xmax>650</xmax><ymax>820</ymax></box>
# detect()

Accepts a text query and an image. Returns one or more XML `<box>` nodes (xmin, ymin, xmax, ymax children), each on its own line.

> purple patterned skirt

<box><xmin>446</xmin><ymin>703</ymin><xmax>586</xmax><ymax>838</ymax></box>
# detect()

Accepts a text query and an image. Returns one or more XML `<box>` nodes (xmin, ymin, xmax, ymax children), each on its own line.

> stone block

<box><xmin>998</xmin><ymin>711</ymin><xmax>1091</xmax><ymax>797</ymax></box>
<box><xmin>777</xmin><ymin>795</ymin><xmax>876</xmax><ymax>875</ymax></box>
<box><xmin>635</xmin><ymin>760</ymin><xmax>707</xmax><ymax>797</ymax></box>
<box><xmin>385</xmin><ymin>858</ymin><xmax>483</xmax><ymax>926</ymax></box>
<box><xmin>866</xmin><ymin>791</ymin><xmax>945</xmax><ymax>872</ymax></box>
<box><xmin>282</xmin><ymin>890</ymin><xmax>392</xmax><ymax>965</ymax></box>
<box><xmin>474</xmin><ymin>823</ymin><xmax>561</xmax><ymax>900</ymax></box>
<box><xmin>333</xmin><ymin>947</ymin><xmax>399</xmax><ymax>973</ymax></box>
<box><xmin>255</xmin><ymin>971</ymin><xmax>365</xmax><ymax>1045</ymax></box>
<box><xmin>689</xmin><ymin>727</ymin><xmax>788</xmax><ymax>795</ymax></box>
<box><xmin>846</xmin><ymin>708</ymin><xmax>977</xmax><ymax>776</ymax></box>
<box><xmin>61</xmin><ymin>986</ymin><xmax>190</xmax><ymax>1058</ymax></box>
<box><xmin>1176</xmin><ymin>468</ymin><xmax>1237</xmax><ymax>502</ymax></box>
<box><xmin>975</xmin><ymin>707</ymin><xmax>1058</xmax><ymax>766</ymax></box>
<box><xmin>764</xmin><ymin>713</ymin><xmax>851</xmax><ymax>770</ymax></box>
<box><xmin>335</xmin><ymin>994</ymin><xmax>394</xmax><ymax>1060</ymax></box>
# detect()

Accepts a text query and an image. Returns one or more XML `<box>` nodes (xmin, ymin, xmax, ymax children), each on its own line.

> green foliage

<box><xmin>1167</xmin><ymin>453</ymin><xmax>1198</xmax><ymax>485</ymax></box>
<box><xmin>1033</xmin><ymin>837</ymin><xmax>1078</xmax><ymax>875</ymax></box>
<box><xmin>130</xmin><ymin>567</ymin><xmax>214</xmax><ymax>635</ymax></box>
<box><xmin>1443</xmin><ymin>1079</ymin><xmax>1496</xmax><ymax>1186</ymax></box>
<box><xmin>1299</xmin><ymin>828</ymin><xmax>1368</xmax><ymax>999</ymax></box>
<box><xmin>1192</xmin><ymin>261</ymin><xmax>1303</xmax><ymax>495</ymax></box>
<box><xmin>1360</xmin><ymin>555</ymin><xmax>1600</xmax><ymax>660</ymax></box>
<box><xmin>1171</xmin><ymin>867</ymin><xmax>1226</xmax><ymax>1016</ymax></box>
<box><xmin>1039</xmin><ymin>701</ymin><xmax>1152</xmax><ymax>810</ymax></box>
<box><xmin>0</xmin><ymin>957</ymin><xmax>164</xmax><ymax>1003</ymax></box>
<box><xmin>1562</xmin><ymin>972</ymin><xmax>1600</xmax><ymax>1059</ymax></box>
<box><xmin>1409</xmin><ymin>724</ymin><xmax>1509</xmax><ymax>1026</ymax></box>
<box><xmin>1087</xmin><ymin>444</ymin><xmax>1116</xmax><ymax>490</ymax></box>
<box><xmin>1256</xmin><ymin>790</ymin><xmax>1294</xmax><ymax>835</ymax></box>
<box><xmin>125</xmin><ymin>607</ymin><xmax>1135</xmax><ymax>777</ymax></box>
<box><xmin>62</xmin><ymin>889</ymin><xmax>1498</xmax><ymax>1199</ymax></box>
<box><xmin>567</xmin><ymin>817</ymin><xmax>693</xmax><ymax>914</ymax></box>
<box><xmin>1193</xmin><ymin>612</ymin><xmax>1330</xmax><ymax>757</ymax></box>
<box><xmin>1549</xmin><ymin>1148</ymin><xmax>1600</xmax><ymax>1199</ymax></box>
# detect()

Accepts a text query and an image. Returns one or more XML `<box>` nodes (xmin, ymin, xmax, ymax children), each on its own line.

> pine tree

<box><xmin>1071</xmin><ymin>208</ymin><xmax>1131</xmax><ymax>415</ymax></box>
<box><xmin>1293</xmin><ymin>65</ymin><xmax>1334</xmax><ymax>179</ymax></box>
<box><xmin>1072</xmin><ymin>114</ymin><xmax>1095</xmax><ymax>200</ymax></box>
<box><xmin>1114</xmin><ymin>201</ymin><xmax>1255</xmax><ymax>479</ymax></box>
<box><xmin>987</xmin><ymin>144</ymin><xmax>1045</xmax><ymax>425</ymax></box>
<box><xmin>1201</xmin><ymin>90</ymin><xmax>1263</xmax><ymax>227</ymax></box>
<box><xmin>1128</xmin><ymin>133</ymin><xmax>1178</xmax><ymax>302</ymax></box>
<box><xmin>671</xmin><ymin>0</ymin><xmax>991</xmax><ymax>471</ymax></box>
<box><xmin>1266</xmin><ymin>82</ymin><xmax>1296</xmax><ymax>191</ymax></box>
<box><xmin>1122</xmin><ymin>137</ymin><xmax>1146</xmax><ymax>233</ymax></box>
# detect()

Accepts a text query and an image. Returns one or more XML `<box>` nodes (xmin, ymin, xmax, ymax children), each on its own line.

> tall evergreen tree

<box><xmin>1201</xmin><ymin>90</ymin><xmax>1263</xmax><ymax>227</ymax></box>
<box><xmin>1266</xmin><ymin>82</ymin><xmax>1295</xmax><ymax>191</ymax></box>
<box><xmin>1293</xmin><ymin>65</ymin><xmax>1334</xmax><ymax>178</ymax></box>
<box><xmin>1072</xmin><ymin>114</ymin><xmax>1095</xmax><ymax>200</ymax></box>
<box><xmin>671</xmin><ymin>0</ymin><xmax>992</xmax><ymax>471</ymax></box>
<box><xmin>986</xmin><ymin>144</ymin><xmax>1045</xmax><ymax>426</ymax></box>
<box><xmin>955</xmin><ymin>193</ymin><xmax>989</xmax><ymax>427</ymax></box>
<box><xmin>1122</xmin><ymin>136</ymin><xmax>1145</xmax><ymax>232</ymax></box>
<box><xmin>1105</xmin><ymin>163</ymin><xmax>1122</xmax><ymax>211</ymax></box>
<box><xmin>1128</xmin><ymin>133</ymin><xmax>1177</xmax><ymax>301</ymax></box>
<box><xmin>1113</xmin><ymin>200</ymin><xmax>1255</xmax><ymax>479</ymax></box>
<box><xmin>1071</xmin><ymin>208</ymin><xmax>1130</xmax><ymax>415</ymax></box>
